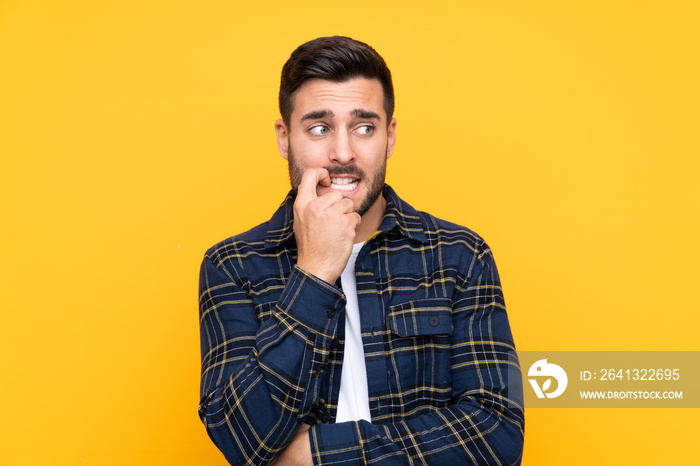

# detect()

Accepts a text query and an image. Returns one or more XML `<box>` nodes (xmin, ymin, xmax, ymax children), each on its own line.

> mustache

<box><xmin>324</xmin><ymin>165</ymin><xmax>366</xmax><ymax>178</ymax></box>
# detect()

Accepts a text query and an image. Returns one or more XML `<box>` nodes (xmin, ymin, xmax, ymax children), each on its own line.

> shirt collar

<box><xmin>378</xmin><ymin>185</ymin><xmax>428</xmax><ymax>243</ymax></box>
<box><xmin>264</xmin><ymin>184</ymin><xmax>428</xmax><ymax>249</ymax></box>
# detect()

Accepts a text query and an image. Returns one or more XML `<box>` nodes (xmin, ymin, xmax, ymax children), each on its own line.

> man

<box><xmin>199</xmin><ymin>36</ymin><xmax>524</xmax><ymax>465</ymax></box>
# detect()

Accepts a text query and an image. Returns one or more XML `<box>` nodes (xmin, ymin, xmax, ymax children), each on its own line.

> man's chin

<box><xmin>356</xmin><ymin>191</ymin><xmax>385</xmax><ymax>218</ymax></box>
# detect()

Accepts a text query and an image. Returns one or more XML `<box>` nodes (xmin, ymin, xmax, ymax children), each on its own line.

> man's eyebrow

<box><xmin>300</xmin><ymin>108</ymin><xmax>381</xmax><ymax>121</ymax></box>
<box><xmin>351</xmin><ymin>109</ymin><xmax>381</xmax><ymax>120</ymax></box>
<box><xmin>301</xmin><ymin>110</ymin><xmax>333</xmax><ymax>121</ymax></box>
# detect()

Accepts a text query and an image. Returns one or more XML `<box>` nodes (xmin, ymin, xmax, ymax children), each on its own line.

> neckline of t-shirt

<box><xmin>351</xmin><ymin>242</ymin><xmax>365</xmax><ymax>256</ymax></box>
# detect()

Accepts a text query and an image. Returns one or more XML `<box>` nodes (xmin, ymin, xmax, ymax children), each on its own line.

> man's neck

<box><xmin>354</xmin><ymin>195</ymin><xmax>386</xmax><ymax>244</ymax></box>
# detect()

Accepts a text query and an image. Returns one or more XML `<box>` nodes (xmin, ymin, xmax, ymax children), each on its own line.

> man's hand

<box><xmin>294</xmin><ymin>168</ymin><xmax>361</xmax><ymax>284</ymax></box>
<box><xmin>273</xmin><ymin>424</ymin><xmax>313</xmax><ymax>466</ymax></box>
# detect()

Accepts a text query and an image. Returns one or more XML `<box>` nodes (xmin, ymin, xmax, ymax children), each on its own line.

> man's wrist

<box><xmin>295</xmin><ymin>260</ymin><xmax>338</xmax><ymax>285</ymax></box>
<box><xmin>276</xmin><ymin>266</ymin><xmax>345</xmax><ymax>334</ymax></box>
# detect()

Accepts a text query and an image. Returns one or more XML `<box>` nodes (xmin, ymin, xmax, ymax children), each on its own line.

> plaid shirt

<box><xmin>198</xmin><ymin>185</ymin><xmax>524</xmax><ymax>465</ymax></box>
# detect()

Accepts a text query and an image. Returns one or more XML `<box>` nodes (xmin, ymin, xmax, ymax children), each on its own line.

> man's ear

<box><xmin>386</xmin><ymin>117</ymin><xmax>397</xmax><ymax>159</ymax></box>
<box><xmin>275</xmin><ymin>119</ymin><xmax>289</xmax><ymax>160</ymax></box>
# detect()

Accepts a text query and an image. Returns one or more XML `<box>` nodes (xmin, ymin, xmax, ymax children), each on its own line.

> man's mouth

<box><xmin>330</xmin><ymin>177</ymin><xmax>359</xmax><ymax>191</ymax></box>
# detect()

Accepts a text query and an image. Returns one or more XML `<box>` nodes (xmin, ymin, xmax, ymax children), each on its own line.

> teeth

<box><xmin>330</xmin><ymin>178</ymin><xmax>359</xmax><ymax>191</ymax></box>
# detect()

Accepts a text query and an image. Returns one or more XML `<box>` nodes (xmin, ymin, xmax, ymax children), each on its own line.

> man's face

<box><xmin>275</xmin><ymin>77</ymin><xmax>397</xmax><ymax>217</ymax></box>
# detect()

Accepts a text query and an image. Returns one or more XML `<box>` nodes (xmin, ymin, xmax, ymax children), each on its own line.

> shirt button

<box><xmin>330</xmin><ymin>339</ymin><xmax>339</xmax><ymax>348</ymax></box>
<box><xmin>429</xmin><ymin>316</ymin><xmax>440</xmax><ymax>327</ymax></box>
<box><xmin>327</xmin><ymin>309</ymin><xmax>335</xmax><ymax>318</ymax></box>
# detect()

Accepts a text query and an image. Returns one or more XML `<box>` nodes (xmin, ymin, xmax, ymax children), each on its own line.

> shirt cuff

<box><xmin>276</xmin><ymin>265</ymin><xmax>346</xmax><ymax>336</ymax></box>
<box><xmin>310</xmin><ymin>422</ymin><xmax>364</xmax><ymax>465</ymax></box>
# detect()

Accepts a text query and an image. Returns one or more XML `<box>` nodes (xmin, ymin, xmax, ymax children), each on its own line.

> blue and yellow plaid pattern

<box><xmin>199</xmin><ymin>186</ymin><xmax>524</xmax><ymax>465</ymax></box>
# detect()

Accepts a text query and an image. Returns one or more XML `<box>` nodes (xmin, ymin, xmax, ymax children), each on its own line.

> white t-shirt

<box><xmin>335</xmin><ymin>242</ymin><xmax>371</xmax><ymax>423</ymax></box>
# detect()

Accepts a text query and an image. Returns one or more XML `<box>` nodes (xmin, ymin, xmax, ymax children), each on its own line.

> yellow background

<box><xmin>1</xmin><ymin>1</ymin><xmax>698</xmax><ymax>464</ymax></box>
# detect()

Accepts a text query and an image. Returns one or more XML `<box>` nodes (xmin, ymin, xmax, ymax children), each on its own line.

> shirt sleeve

<box><xmin>198</xmin><ymin>253</ymin><xmax>346</xmax><ymax>465</ymax></box>
<box><xmin>308</xmin><ymin>240</ymin><xmax>525</xmax><ymax>465</ymax></box>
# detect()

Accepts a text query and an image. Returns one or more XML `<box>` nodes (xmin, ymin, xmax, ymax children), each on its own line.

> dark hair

<box><xmin>279</xmin><ymin>36</ymin><xmax>395</xmax><ymax>127</ymax></box>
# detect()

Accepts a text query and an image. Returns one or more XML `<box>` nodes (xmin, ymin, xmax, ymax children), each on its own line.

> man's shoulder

<box><xmin>414</xmin><ymin>209</ymin><xmax>488</xmax><ymax>254</ymax></box>
<box><xmin>417</xmin><ymin>209</ymin><xmax>482</xmax><ymax>238</ymax></box>
<box><xmin>204</xmin><ymin>193</ymin><xmax>294</xmax><ymax>266</ymax></box>
<box><xmin>384</xmin><ymin>185</ymin><xmax>484</xmax><ymax>250</ymax></box>
<box><xmin>203</xmin><ymin>221</ymin><xmax>272</xmax><ymax>267</ymax></box>
<box><xmin>387</xmin><ymin>187</ymin><xmax>487</xmax><ymax>255</ymax></box>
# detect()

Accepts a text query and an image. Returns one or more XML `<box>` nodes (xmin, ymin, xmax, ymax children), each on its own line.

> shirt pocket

<box><xmin>387</xmin><ymin>298</ymin><xmax>453</xmax><ymax>413</ymax></box>
<box><xmin>388</xmin><ymin>298</ymin><xmax>453</xmax><ymax>337</ymax></box>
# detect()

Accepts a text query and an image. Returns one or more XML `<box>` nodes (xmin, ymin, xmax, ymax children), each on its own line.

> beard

<box><xmin>287</xmin><ymin>145</ymin><xmax>387</xmax><ymax>218</ymax></box>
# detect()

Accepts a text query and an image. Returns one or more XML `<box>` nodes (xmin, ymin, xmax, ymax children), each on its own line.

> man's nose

<box><xmin>329</xmin><ymin>131</ymin><xmax>355</xmax><ymax>165</ymax></box>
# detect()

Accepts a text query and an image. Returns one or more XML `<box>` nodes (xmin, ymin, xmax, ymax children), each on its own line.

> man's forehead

<box><xmin>290</xmin><ymin>77</ymin><xmax>386</xmax><ymax>120</ymax></box>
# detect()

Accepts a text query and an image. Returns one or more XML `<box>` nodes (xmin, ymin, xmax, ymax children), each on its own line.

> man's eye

<box><xmin>357</xmin><ymin>125</ymin><xmax>374</xmax><ymax>135</ymax></box>
<box><xmin>309</xmin><ymin>125</ymin><xmax>329</xmax><ymax>136</ymax></box>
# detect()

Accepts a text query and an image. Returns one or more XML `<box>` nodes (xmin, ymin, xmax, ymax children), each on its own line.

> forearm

<box><xmin>201</xmin><ymin>319</ymin><xmax>319</xmax><ymax>464</ymax></box>
<box><xmin>309</xmin><ymin>390</ymin><xmax>524</xmax><ymax>465</ymax></box>
<box><xmin>199</xmin><ymin>259</ymin><xmax>345</xmax><ymax>465</ymax></box>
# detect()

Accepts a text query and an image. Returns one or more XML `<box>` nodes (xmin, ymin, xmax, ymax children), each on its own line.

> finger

<box><xmin>350</xmin><ymin>212</ymin><xmax>362</xmax><ymax>228</ymax></box>
<box><xmin>342</xmin><ymin>212</ymin><xmax>362</xmax><ymax>233</ymax></box>
<box><xmin>329</xmin><ymin>197</ymin><xmax>355</xmax><ymax>214</ymax></box>
<box><xmin>305</xmin><ymin>189</ymin><xmax>345</xmax><ymax>214</ymax></box>
<box><xmin>297</xmin><ymin>168</ymin><xmax>330</xmax><ymax>202</ymax></box>
<box><xmin>317</xmin><ymin>169</ymin><xmax>331</xmax><ymax>188</ymax></box>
